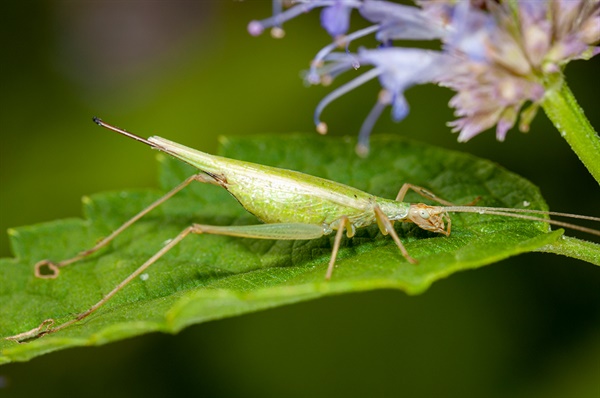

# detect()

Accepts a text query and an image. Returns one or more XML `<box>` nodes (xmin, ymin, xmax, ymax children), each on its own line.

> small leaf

<box><xmin>1</xmin><ymin>134</ymin><xmax>569</xmax><ymax>363</ymax></box>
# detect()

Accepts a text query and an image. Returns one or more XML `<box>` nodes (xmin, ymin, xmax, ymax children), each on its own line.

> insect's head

<box><xmin>408</xmin><ymin>204</ymin><xmax>450</xmax><ymax>236</ymax></box>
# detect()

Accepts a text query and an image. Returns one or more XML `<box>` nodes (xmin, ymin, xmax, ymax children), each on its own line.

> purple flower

<box><xmin>248</xmin><ymin>1</ymin><xmax>362</xmax><ymax>38</ymax></box>
<box><xmin>359</xmin><ymin>0</ymin><xmax>446</xmax><ymax>42</ymax></box>
<box><xmin>321</xmin><ymin>2</ymin><xmax>353</xmax><ymax>37</ymax></box>
<box><xmin>310</xmin><ymin>47</ymin><xmax>450</xmax><ymax>154</ymax></box>
<box><xmin>435</xmin><ymin>0</ymin><xmax>599</xmax><ymax>142</ymax></box>
<box><xmin>250</xmin><ymin>0</ymin><xmax>600</xmax><ymax>154</ymax></box>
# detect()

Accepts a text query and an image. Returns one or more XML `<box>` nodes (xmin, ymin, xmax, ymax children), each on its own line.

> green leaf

<box><xmin>0</xmin><ymin>134</ymin><xmax>574</xmax><ymax>363</ymax></box>
<box><xmin>537</xmin><ymin>236</ymin><xmax>600</xmax><ymax>265</ymax></box>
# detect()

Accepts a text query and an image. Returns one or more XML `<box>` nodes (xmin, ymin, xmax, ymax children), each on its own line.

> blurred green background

<box><xmin>1</xmin><ymin>1</ymin><xmax>599</xmax><ymax>397</ymax></box>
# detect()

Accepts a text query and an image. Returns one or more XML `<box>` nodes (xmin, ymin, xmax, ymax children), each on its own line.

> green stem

<box><xmin>536</xmin><ymin>236</ymin><xmax>600</xmax><ymax>266</ymax></box>
<box><xmin>541</xmin><ymin>76</ymin><xmax>600</xmax><ymax>184</ymax></box>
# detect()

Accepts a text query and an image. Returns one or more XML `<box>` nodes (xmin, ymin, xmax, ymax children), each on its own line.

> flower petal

<box><xmin>321</xmin><ymin>3</ymin><xmax>353</xmax><ymax>37</ymax></box>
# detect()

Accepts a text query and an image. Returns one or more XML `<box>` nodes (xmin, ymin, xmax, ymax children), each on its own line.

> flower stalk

<box><xmin>542</xmin><ymin>74</ymin><xmax>600</xmax><ymax>184</ymax></box>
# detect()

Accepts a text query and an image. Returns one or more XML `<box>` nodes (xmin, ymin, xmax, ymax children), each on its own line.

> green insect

<box><xmin>6</xmin><ymin>118</ymin><xmax>599</xmax><ymax>342</ymax></box>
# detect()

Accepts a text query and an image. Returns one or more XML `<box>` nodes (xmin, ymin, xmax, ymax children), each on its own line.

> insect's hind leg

<box><xmin>9</xmin><ymin>224</ymin><xmax>199</xmax><ymax>341</ymax></box>
<box><xmin>395</xmin><ymin>183</ymin><xmax>479</xmax><ymax>206</ymax></box>
<box><xmin>7</xmin><ymin>222</ymin><xmax>327</xmax><ymax>342</ymax></box>
<box><xmin>35</xmin><ymin>173</ymin><xmax>218</xmax><ymax>279</ymax></box>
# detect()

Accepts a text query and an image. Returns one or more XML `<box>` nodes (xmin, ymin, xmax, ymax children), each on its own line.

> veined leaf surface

<box><xmin>1</xmin><ymin>134</ymin><xmax>571</xmax><ymax>363</ymax></box>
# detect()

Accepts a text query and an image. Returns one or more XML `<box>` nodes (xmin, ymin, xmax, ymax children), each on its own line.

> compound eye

<box><xmin>419</xmin><ymin>209</ymin><xmax>430</xmax><ymax>219</ymax></box>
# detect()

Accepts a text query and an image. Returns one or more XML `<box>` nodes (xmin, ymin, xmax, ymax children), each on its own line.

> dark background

<box><xmin>1</xmin><ymin>2</ymin><xmax>599</xmax><ymax>397</ymax></box>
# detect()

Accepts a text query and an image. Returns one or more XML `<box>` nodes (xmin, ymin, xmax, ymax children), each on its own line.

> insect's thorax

<box><xmin>375</xmin><ymin>198</ymin><xmax>411</xmax><ymax>221</ymax></box>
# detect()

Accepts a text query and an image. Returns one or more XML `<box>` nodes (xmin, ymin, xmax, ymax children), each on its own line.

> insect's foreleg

<box><xmin>374</xmin><ymin>206</ymin><xmax>418</xmax><ymax>264</ymax></box>
<box><xmin>443</xmin><ymin>212</ymin><xmax>452</xmax><ymax>236</ymax></box>
<box><xmin>7</xmin><ymin>222</ymin><xmax>328</xmax><ymax>342</ymax></box>
<box><xmin>396</xmin><ymin>183</ymin><xmax>479</xmax><ymax>207</ymax></box>
<box><xmin>35</xmin><ymin>173</ymin><xmax>217</xmax><ymax>279</ymax></box>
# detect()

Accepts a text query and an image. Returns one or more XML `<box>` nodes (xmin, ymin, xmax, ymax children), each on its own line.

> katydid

<box><xmin>5</xmin><ymin>118</ymin><xmax>599</xmax><ymax>342</ymax></box>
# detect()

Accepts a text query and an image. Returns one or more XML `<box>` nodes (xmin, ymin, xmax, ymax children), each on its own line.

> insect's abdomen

<box><xmin>148</xmin><ymin>136</ymin><xmax>376</xmax><ymax>228</ymax></box>
<box><xmin>223</xmin><ymin>164</ymin><xmax>375</xmax><ymax>228</ymax></box>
